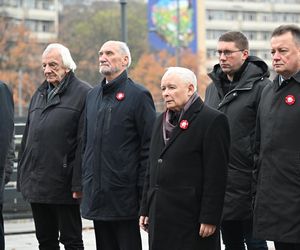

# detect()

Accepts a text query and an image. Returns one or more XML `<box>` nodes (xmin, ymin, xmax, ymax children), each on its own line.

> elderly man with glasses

<box><xmin>205</xmin><ymin>31</ymin><xmax>271</xmax><ymax>250</ymax></box>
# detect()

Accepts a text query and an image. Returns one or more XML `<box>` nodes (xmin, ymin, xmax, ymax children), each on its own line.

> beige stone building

<box><xmin>0</xmin><ymin>0</ymin><xmax>59</xmax><ymax>43</ymax></box>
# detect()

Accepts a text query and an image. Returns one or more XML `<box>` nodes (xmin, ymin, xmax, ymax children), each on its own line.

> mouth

<box><xmin>45</xmin><ymin>74</ymin><xmax>55</xmax><ymax>78</ymax></box>
<box><xmin>100</xmin><ymin>62</ymin><xmax>109</xmax><ymax>67</ymax></box>
<box><xmin>220</xmin><ymin>64</ymin><xmax>230</xmax><ymax>68</ymax></box>
<box><xmin>165</xmin><ymin>100</ymin><xmax>174</xmax><ymax>104</ymax></box>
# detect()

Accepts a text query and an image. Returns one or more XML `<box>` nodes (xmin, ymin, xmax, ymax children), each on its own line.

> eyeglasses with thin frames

<box><xmin>215</xmin><ymin>50</ymin><xmax>243</xmax><ymax>57</ymax></box>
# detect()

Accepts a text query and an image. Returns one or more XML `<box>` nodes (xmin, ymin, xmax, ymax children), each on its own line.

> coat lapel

<box><xmin>160</xmin><ymin>97</ymin><xmax>204</xmax><ymax>156</ymax></box>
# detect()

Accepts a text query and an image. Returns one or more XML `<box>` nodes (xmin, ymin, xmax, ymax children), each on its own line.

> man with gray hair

<box><xmin>139</xmin><ymin>67</ymin><xmax>230</xmax><ymax>250</ymax></box>
<box><xmin>253</xmin><ymin>24</ymin><xmax>300</xmax><ymax>250</ymax></box>
<box><xmin>18</xmin><ymin>43</ymin><xmax>91</xmax><ymax>249</ymax></box>
<box><xmin>81</xmin><ymin>40</ymin><xmax>156</xmax><ymax>250</ymax></box>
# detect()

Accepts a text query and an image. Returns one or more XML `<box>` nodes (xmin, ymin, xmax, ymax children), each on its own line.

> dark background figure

<box><xmin>205</xmin><ymin>31</ymin><xmax>270</xmax><ymax>250</ymax></box>
<box><xmin>81</xmin><ymin>40</ymin><xmax>156</xmax><ymax>250</ymax></box>
<box><xmin>253</xmin><ymin>24</ymin><xmax>300</xmax><ymax>250</ymax></box>
<box><xmin>139</xmin><ymin>67</ymin><xmax>230</xmax><ymax>250</ymax></box>
<box><xmin>0</xmin><ymin>81</ymin><xmax>14</xmax><ymax>250</ymax></box>
<box><xmin>17</xmin><ymin>43</ymin><xmax>91</xmax><ymax>250</ymax></box>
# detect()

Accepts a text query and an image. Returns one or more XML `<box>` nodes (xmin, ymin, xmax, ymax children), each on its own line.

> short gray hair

<box><xmin>43</xmin><ymin>43</ymin><xmax>77</xmax><ymax>72</ymax></box>
<box><xmin>110</xmin><ymin>40</ymin><xmax>132</xmax><ymax>68</ymax></box>
<box><xmin>163</xmin><ymin>67</ymin><xmax>198</xmax><ymax>92</ymax></box>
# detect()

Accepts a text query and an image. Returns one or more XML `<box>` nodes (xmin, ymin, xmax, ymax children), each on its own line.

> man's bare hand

<box><xmin>199</xmin><ymin>224</ymin><xmax>216</xmax><ymax>237</ymax></box>
<box><xmin>72</xmin><ymin>191</ymin><xmax>82</xmax><ymax>199</ymax></box>
<box><xmin>139</xmin><ymin>216</ymin><xmax>149</xmax><ymax>232</ymax></box>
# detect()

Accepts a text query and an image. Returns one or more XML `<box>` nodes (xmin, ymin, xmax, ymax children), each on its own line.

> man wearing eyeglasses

<box><xmin>253</xmin><ymin>25</ymin><xmax>300</xmax><ymax>250</ymax></box>
<box><xmin>205</xmin><ymin>31</ymin><xmax>271</xmax><ymax>250</ymax></box>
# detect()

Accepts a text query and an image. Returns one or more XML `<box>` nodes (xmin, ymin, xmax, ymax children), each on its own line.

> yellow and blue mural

<box><xmin>148</xmin><ymin>0</ymin><xmax>197</xmax><ymax>53</ymax></box>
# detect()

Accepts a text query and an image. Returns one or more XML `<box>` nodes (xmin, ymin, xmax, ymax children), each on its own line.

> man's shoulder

<box><xmin>126</xmin><ymin>78</ymin><xmax>150</xmax><ymax>94</ymax></box>
<box><xmin>72</xmin><ymin>75</ymin><xmax>92</xmax><ymax>90</ymax></box>
<box><xmin>205</xmin><ymin>81</ymin><xmax>217</xmax><ymax>92</ymax></box>
<box><xmin>0</xmin><ymin>81</ymin><xmax>9</xmax><ymax>92</ymax></box>
<box><xmin>0</xmin><ymin>81</ymin><xmax>13</xmax><ymax>101</ymax></box>
<box><xmin>201</xmin><ymin>102</ymin><xmax>227</xmax><ymax>121</ymax></box>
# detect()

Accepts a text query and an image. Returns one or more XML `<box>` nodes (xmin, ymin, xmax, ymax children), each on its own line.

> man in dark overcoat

<box><xmin>81</xmin><ymin>40</ymin><xmax>156</xmax><ymax>250</ymax></box>
<box><xmin>139</xmin><ymin>67</ymin><xmax>230</xmax><ymax>250</ymax></box>
<box><xmin>0</xmin><ymin>81</ymin><xmax>14</xmax><ymax>249</ymax></box>
<box><xmin>17</xmin><ymin>43</ymin><xmax>91</xmax><ymax>249</ymax></box>
<box><xmin>253</xmin><ymin>24</ymin><xmax>300</xmax><ymax>250</ymax></box>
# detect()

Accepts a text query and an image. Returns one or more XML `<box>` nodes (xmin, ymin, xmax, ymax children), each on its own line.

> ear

<box><xmin>242</xmin><ymin>50</ymin><xmax>249</xmax><ymax>60</ymax></box>
<box><xmin>122</xmin><ymin>55</ymin><xmax>129</xmax><ymax>67</ymax></box>
<box><xmin>188</xmin><ymin>83</ymin><xmax>195</xmax><ymax>95</ymax></box>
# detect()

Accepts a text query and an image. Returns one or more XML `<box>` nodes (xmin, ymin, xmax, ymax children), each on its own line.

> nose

<box><xmin>43</xmin><ymin>64</ymin><xmax>52</xmax><ymax>74</ymax></box>
<box><xmin>219</xmin><ymin>53</ymin><xmax>227</xmax><ymax>60</ymax></box>
<box><xmin>162</xmin><ymin>89</ymin><xmax>169</xmax><ymax>98</ymax></box>
<box><xmin>99</xmin><ymin>53</ymin><xmax>107</xmax><ymax>63</ymax></box>
<box><xmin>272</xmin><ymin>51</ymin><xmax>281</xmax><ymax>60</ymax></box>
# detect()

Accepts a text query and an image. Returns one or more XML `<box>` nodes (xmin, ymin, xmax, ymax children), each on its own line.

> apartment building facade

<box><xmin>0</xmin><ymin>0</ymin><xmax>59</xmax><ymax>43</ymax></box>
<box><xmin>204</xmin><ymin>0</ymin><xmax>300</xmax><ymax>69</ymax></box>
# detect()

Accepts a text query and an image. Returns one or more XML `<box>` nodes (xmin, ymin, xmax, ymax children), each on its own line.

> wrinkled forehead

<box><xmin>42</xmin><ymin>48</ymin><xmax>62</xmax><ymax>63</ymax></box>
<box><xmin>161</xmin><ymin>72</ymin><xmax>183</xmax><ymax>85</ymax></box>
<box><xmin>99</xmin><ymin>42</ymin><xmax>119</xmax><ymax>53</ymax></box>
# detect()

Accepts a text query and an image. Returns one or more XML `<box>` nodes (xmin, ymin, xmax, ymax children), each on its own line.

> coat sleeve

<box><xmin>5</xmin><ymin>133</ymin><xmax>15</xmax><ymax>184</ymax></box>
<box><xmin>251</xmin><ymin>79</ymin><xmax>269</xmax><ymax>199</ymax></box>
<box><xmin>0</xmin><ymin>83</ymin><xmax>14</xmax><ymax>189</ymax></box>
<box><xmin>17</xmin><ymin>99</ymin><xmax>31</xmax><ymax>192</ymax></box>
<box><xmin>199</xmin><ymin>113</ymin><xmax>230</xmax><ymax>226</ymax></box>
<box><xmin>252</xmin><ymin>98</ymin><xmax>262</xmax><ymax>198</ymax></box>
<box><xmin>134</xmin><ymin>90</ymin><xmax>156</xmax><ymax>203</ymax></box>
<box><xmin>71</xmin><ymin>102</ymin><xmax>86</xmax><ymax>193</ymax></box>
<box><xmin>139</xmin><ymin>160</ymin><xmax>150</xmax><ymax>216</ymax></box>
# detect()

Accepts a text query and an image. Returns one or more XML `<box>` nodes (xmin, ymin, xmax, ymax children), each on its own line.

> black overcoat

<box><xmin>205</xmin><ymin>56</ymin><xmax>271</xmax><ymax>220</ymax></box>
<box><xmin>81</xmin><ymin>70</ymin><xmax>156</xmax><ymax>220</ymax></box>
<box><xmin>0</xmin><ymin>82</ymin><xmax>14</xmax><ymax>203</ymax></box>
<box><xmin>140</xmin><ymin>97</ymin><xmax>230</xmax><ymax>250</ymax></box>
<box><xmin>17</xmin><ymin>72</ymin><xmax>91</xmax><ymax>204</ymax></box>
<box><xmin>253</xmin><ymin>71</ymin><xmax>300</xmax><ymax>243</ymax></box>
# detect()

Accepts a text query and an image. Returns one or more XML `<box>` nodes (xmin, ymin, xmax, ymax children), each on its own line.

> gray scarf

<box><xmin>162</xmin><ymin>92</ymin><xmax>199</xmax><ymax>144</ymax></box>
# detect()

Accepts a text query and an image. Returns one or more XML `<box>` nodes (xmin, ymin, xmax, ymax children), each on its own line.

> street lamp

<box><xmin>120</xmin><ymin>0</ymin><xmax>128</xmax><ymax>43</ymax></box>
<box><xmin>176</xmin><ymin>0</ymin><xmax>181</xmax><ymax>66</ymax></box>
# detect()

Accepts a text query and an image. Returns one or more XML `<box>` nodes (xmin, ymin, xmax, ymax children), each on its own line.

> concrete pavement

<box><xmin>4</xmin><ymin>219</ymin><xmax>148</xmax><ymax>250</ymax></box>
<box><xmin>4</xmin><ymin>219</ymin><xmax>275</xmax><ymax>250</ymax></box>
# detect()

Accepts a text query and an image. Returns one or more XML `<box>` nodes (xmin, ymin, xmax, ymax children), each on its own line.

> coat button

<box><xmin>158</xmin><ymin>159</ymin><xmax>163</xmax><ymax>164</ymax></box>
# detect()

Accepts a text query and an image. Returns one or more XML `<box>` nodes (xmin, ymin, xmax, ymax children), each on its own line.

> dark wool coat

<box><xmin>0</xmin><ymin>82</ymin><xmax>14</xmax><ymax>203</ymax></box>
<box><xmin>81</xmin><ymin>70</ymin><xmax>156</xmax><ymax>221</ymax></box>
<box><xmin>140</xmin><ymin>98</ymin><xmax>230</xmax><ymax>250</ymax></box>
<box><xmin>17</xmin><ymin>72</ymin><xmax>91</xmax><ymax>204</ymax></box>
<box><xmin>253</xmin><ymin>71</ymin><xmax>300</xmax><ymax>243</ymax></box>
<box><xmin>205</xmin><ymin>56</ymin><xmax>271</xmax><ymax>220</ymax></box>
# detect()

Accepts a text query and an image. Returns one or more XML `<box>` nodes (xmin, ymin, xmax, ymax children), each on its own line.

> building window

<box><xmin>23</xmin><ymin>0</ymin><xmax>35</xmax><ymax>8</ymax></box>
<box><xmin>261</xmin><ymin>31</ymin><xmax>271</xmax><ymax>40</ymax></box>
<box><xmin>206</xmin><ymin>30</ymin><xmax>227</xmax><ymax>40</ymax></box>
<box><xmin>243</xmin><ymin>12</ymin><xmax>256</xmax><ymax>21</ymax></box>
<box><xmin>25</xmin><ymin>19</ymin><xmax>37</xmax><ymax>31</ymax></box>
<box><xmin>244</xmin><ymin>31</ymin><xmax>257</xmax><ymax>40</ymax></box>
<box><xmin>40</xmin><ymin>20</ymin><xmax>53</xmax><ymax>32</ymax></box>
<box><xmin>207</xmin><ymin>49</ymin><xmax>217</xmax><ymax>59</ymax></box>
